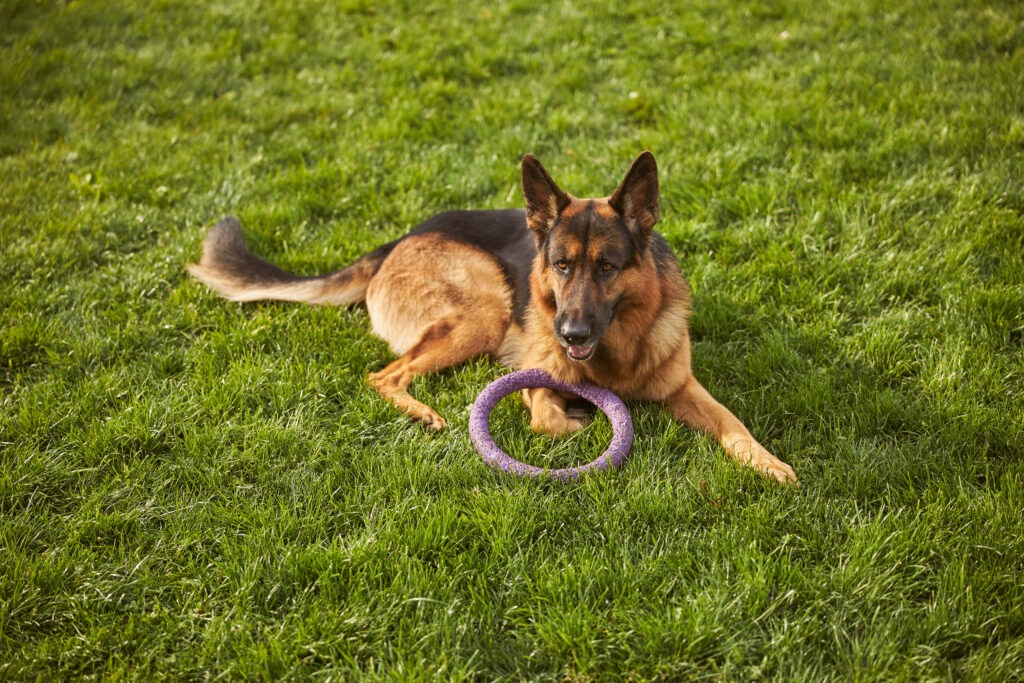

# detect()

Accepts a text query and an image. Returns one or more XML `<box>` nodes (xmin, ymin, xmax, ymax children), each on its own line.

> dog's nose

<box><xmin>560</xmin><ymin>320</ymin><xmax>592</xmax><ymax>346</ymax></box>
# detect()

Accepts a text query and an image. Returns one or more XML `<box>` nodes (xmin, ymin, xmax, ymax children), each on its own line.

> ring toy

<box><xmin>469</xmin><ymin>368</ymin><xmax>633</xmax><ymax>480</ymax></box>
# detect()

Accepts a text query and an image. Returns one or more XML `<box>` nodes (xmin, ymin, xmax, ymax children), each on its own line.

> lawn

<box><xmin>2</xmin><ymin>0</ymin><xmax>1023</xmax><ymax>680</ymax></box>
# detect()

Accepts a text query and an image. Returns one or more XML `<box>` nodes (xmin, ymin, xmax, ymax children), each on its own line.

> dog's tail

<box><xmin>187</xmin><ymin>216</ymin><xmax>391</xmax><ymax>305</ymax></box>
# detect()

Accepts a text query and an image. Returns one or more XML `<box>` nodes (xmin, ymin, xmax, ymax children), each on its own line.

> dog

<box><xmin>188</xmin><ymin>152</ymin><xmax>798</xmax><ymax>484</ymax></box>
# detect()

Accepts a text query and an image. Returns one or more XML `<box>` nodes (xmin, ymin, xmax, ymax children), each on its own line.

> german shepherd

<box><xmin>188</xmin><ymin>152</ymin><xmax>798</xmax><ymax>484</ymax></box>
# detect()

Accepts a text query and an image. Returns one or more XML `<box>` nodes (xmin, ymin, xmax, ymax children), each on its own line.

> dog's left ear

<box><xmin>608</xmin><ymin>151</ymin><xmax>659</xmax><ymax>249</ymax></box>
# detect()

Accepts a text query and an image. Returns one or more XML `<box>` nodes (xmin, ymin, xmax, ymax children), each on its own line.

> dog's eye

<box><xmin>599</xmin><ymin>262</ymin><xmax>616</xmax><ymax>273</ymax></box>
<box><xmin>553</xmin><ymin>259</ymin><xmax>569</xmax><ymax>272</ymax></box>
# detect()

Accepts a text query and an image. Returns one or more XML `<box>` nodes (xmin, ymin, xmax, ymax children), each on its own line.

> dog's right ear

<box><xmin>521</xmin><ymin>154</ymin><xmax>570</xmax><ymax>241</ymax></box>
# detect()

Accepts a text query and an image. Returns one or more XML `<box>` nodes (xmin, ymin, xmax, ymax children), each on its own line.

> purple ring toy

<box><xmin>469</xmin><ymin>368</ymin><xmax>634</xmax><ymax>480</ymax></box>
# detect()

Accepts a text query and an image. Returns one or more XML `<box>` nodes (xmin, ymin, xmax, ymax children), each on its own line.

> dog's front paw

<box><xmin>750</xmin><ymin>448</ymin><xmax>799</xmax><ymax>486</ymax></box>
<box><xmin>417</xmin><ymin>410</ymin><xmax>447</xmax><ymax>431</ymax></box>
<box><xmin>761</xmin><ymin>456</ymin><xmax>799</xmax><ymax>486</ymax></box>
<box><xmin>530</xmin><ymin>410</ymin><xmax>587</xmax><ymax>438</ymax></box>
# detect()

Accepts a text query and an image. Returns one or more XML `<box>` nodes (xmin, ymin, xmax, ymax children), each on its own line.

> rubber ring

<box><xmin>469</xmin><ymin>368</ymin><xmax>634</xmax><ymax>480</ymax></box>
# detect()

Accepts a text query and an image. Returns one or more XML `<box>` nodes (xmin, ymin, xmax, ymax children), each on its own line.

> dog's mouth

<box><xmin>565</xmin><ymin>345</ymin><xmax>596</xmax><ymax>362</ymax></box>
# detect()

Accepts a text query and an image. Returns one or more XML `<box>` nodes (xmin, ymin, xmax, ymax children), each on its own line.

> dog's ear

<box><xmin>522</xmin><ymin>154</ymin><xmax>571</xmax><ymax>240</ymax></box>
<box><xmin>608</xmin><ymin>151</ymin><xmax>659</xmax><ymax>249</ymax></box>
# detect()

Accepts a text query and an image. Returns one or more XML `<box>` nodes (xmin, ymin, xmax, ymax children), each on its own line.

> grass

<box><xmin>2</xmin><ymin>0</ymin><xmax>1023</xmax><ymax>679</ymax></box>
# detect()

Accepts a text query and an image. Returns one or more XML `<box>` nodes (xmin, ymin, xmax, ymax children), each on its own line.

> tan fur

<box><xmin>363</xmin><ymin>234</ymin><xmax>516</xmax><ymax>429</ymax></box>
<box><xmin>365</xmin><ymin>234</ymin><xmax>512</xmax><ymax>356</ymax></box>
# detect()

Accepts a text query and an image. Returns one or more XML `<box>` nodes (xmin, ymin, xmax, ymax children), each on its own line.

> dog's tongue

<box><xmin>568</xmin><ymin>345</ymin><xmax>592</xmax><ymax>360</ymax></box>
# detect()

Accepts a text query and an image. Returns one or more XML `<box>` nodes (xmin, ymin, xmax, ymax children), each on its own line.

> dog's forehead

<box><xmin>551</xmin><ymin>200</ymin><xmax>631</xmax><ymax>261</ymax></box>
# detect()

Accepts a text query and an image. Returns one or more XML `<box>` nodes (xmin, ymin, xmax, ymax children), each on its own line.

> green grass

<box><xmin>2</xmin><ymin>0</ymin><xmax>1023</xmax><ymax>679</ymax></box>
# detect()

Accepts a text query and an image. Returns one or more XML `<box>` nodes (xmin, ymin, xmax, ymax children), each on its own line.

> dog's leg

<box><xmin>367</xmin><ymin>318</ymin><xmax>502</xmax><ymax>431</ymax></box>
<box><xmin>668</xmin><ymin>377</ymin><xmax>798</xmax><ymax>485</ymax></box>
<box><xmin>522</xmin><ymin>387</ymin><xmax>588</xmax><ymax>437</ymax></box>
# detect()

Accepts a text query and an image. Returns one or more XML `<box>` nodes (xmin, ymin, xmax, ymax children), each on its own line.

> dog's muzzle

<box><xmin>559</xmin><ymin>320</ymin><xmax>596</xmax><ymax>362</ymax></box>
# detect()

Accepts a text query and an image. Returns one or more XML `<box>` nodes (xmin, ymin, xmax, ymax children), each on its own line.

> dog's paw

<box><xmin>728</xmin><ymin>440</ymin><xmax>799</xmax><ymax>486</ymax></box>
<box><xmin>750</xmin><ymin>451</ymin><xmax>799</xmax><ymax>486</ymax></box>
<box><xmin>414</xmin><ymin>407</ymin><xmax>447</xmax><ymax>431</ymax></box>
<box><xmin>762</xmin><ymin>457</ymin><xmax>799</xmax><ymax>486</ymax></box>
<box><xmin>530</xmin><ymin>412</ymin><xmax>587</xmax><ymax>438</ymax></box>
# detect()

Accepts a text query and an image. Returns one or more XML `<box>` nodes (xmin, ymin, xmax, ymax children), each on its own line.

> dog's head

<box><xmin>521</xmin><ymin>152</ymin><xmax>660</xmax><ymax>362</ymax></box>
